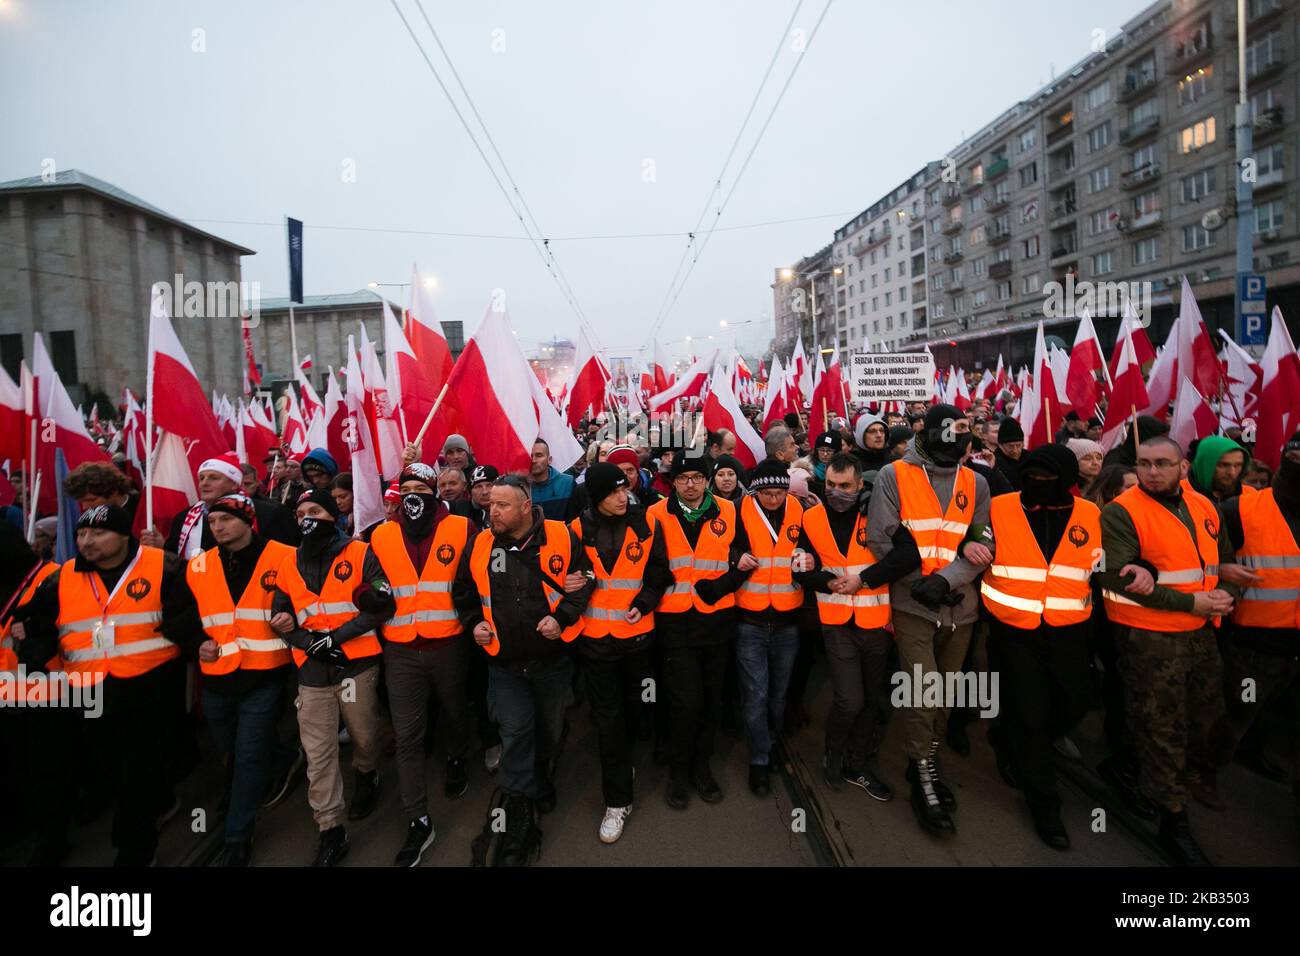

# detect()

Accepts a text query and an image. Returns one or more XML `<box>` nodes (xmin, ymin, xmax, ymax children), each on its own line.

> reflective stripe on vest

<box><xmin>981</xmin><ymin>493</ymin><xmax>1100</xmax><ymax>629</ymax></box>
<box><xmin>187</xmin><ymin>541</ymin><xmax>295</xmax><ymax>676</ymax></box>
<box><xmin>894</xmin><ymin>461</ymin><xmax>976</xmax><ymax>576</ymax></box>
<box><xmin>276</xmin><ymin>541</ymin><xmax>384</xmax><ymax>666</ymax></box>
<box><xmin>469</xmin><ymin>521</ymin><xmax>585</xmax><ymax>655</ymax></box>
<box><xmin>1231</xmin><ymin>488</ymin><xmax>1300</xmax><ymax>629</ymax></box>
<box><xmin>648</xmin><ymin>497</ymin><xmax>738</xmax><ymax>614</ymax></box>
<box><xmin>1101</xmin><ymin>485</ymin><xmax>1221</xmax><ymax>632</ymax></box>
<box><xmin>55</xmin><ymin>547</ymin><xmax>177</xmax><ymax>684</ymax></box>
<box><xmin>801</xmin><ymin>503</ymin><xmax>891</xmax><ymax>629</ymax></box>
<box><xmin>736</xmin><ymin>495</ymin><xmax>804</xmax><ymax>612</ymax></box>
<box><xmin>569</xmin><ymin>514</ymin><xmax>656</xmax><ymax>639</ymax></box>
<box><xmin>371</xmin><ymin>518</ymin><xmax>468</xmax><ymax>641</ymax></box>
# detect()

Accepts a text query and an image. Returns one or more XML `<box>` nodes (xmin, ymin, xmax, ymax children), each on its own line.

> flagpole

<box><xmin>413</xmin><ymin>383</ymin><xmax>451</xmax><ymax>447</ymax></box>
<box><xmin>289</xmin><ymin>305</ymin><xmax>299</xmax><ymax>375</ymax></box>
<box><xmin>145</xmin><ymin>353</ymin><xmax>154</xmax><ymax>533</ymax></box>
<box><xmin>1131</xmin><ymin>405</ymin><xmax>1140</xmax><ymax>461</ymax></box>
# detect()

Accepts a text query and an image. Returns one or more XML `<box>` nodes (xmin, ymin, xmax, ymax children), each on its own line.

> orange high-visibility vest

<box><xmin>568</xmin><ymin>513</ymin><xmax>656</xmax><ymax>638</ymax></box>
<box><xmin>187</xmin><ymin>541</ymin><xmax>295</xmax><ymax>675</ymax></box>
<box><xmin>1231</xmin><ymin>488</ymin><xmax>1300</xmax><ymax>629</ymax></box>
<box><xmin>370</xmin><ymin>516</ymin><xmax>469</xmax><ymax>641</ymax></box>
<box><xmin>894</xmin><ymin>461</ymin><xmax>976</xmax><ymax>575</ymax></box>
<box><xmin>276</xmin><ymin>540</ymin><xmax>383</xmax><ymax>666</ymax></box>
<box><xmin>981</xmin><ymin>493</ymin><xmax>1100</xmax><ymax>629</ymax></box>
<box><xmin>469</xmin><ymin>520</ymin><xmax>584</xmax><ymax>656</ymax></box>
<box><xmin>0</xmin><ymin>561</ymin><xmax>60</xmax><ymax>704</ymax></box>
<box><xmin>56</xmin><ymin>545</ymin><xmax>178</xmax><ymax>686</ymax></box>
<box><xmin>1102</xmin><ymin>485</ymin><xmax>1221</xmax><ymax>631</ymax></box>
<box><xmin>648</xmin><ymin>496</ymin><xmax>738</xmax><ymax>614</ymax></box>
<box><xmin>801</xmin><ymin>502</ymin><xmax>891</xmax><ymax>629</ymax></box>
<box><xmin>736</xmin><ymin>495</ymin><xmax>805</xmax><ymax>612</ymax></box>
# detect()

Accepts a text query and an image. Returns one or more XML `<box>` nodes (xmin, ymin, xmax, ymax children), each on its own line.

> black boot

<box><xmin>987</xmin><ymin>725</ymin><xmax>1020</xmax><ymax>790</ymax></box>
<box><xmin>1157</xmin><ymin>809</ymin><xmax>1212</xmax><ymax>867</ymax></box>
<box><xmin>1029</xmin><ymin>803</ymin><xmax>1070</xmax><ymax>851</ymax></box>
<box><xmin>495</xmin><ymin>794</ymin><xmax>541</xmax><ymax>867</ymax></box>
<box><xmin>927</xmin><ymin>738</ymin><xmax>957</xmax><ymax>811</ymax></box>
<box><xmin>823</xmin><ymin>749</ymin><xmax>846</xmax><ymax>791</ymax></box>
<box><xmin>312</xmin><ymin>825</ymin><xmax>350</xmax><ymax>867</ymax></box>
<box><xmin>1097</xmin><ymin>757</ymin><xmax>1158</xmax><ymax>821</ymax></box>
<box><xmin>348</xmin><ymin>770</ymin><xmax>379</xmax><ymax>821</ymax></box>
<box><xmin>906</xmin><ymin>758</ymin><xmax>955</xmax><ymax>836</ymax></box>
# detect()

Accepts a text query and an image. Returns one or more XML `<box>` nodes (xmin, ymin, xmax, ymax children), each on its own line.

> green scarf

<box><xmin>676</xmin><ymin>489</ymin><xmax>715</xmax><ymax>523</ymax></box>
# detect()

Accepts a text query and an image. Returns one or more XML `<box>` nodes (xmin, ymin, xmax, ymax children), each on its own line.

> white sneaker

<box><xmin>599</xmin><ymin>805</ymin><xmax>631</xmax><ymax>844</ymax></box>
<box><xmin>484</xmin><ymin>744</ymin><xmax>503</xmax><ymax>773</ymax></box>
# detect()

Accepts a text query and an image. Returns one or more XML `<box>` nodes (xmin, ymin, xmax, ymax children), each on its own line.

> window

<box><xmin>1086</xmin><ymin>121</ymin><xmax>1112</xmax><ymax>153</ymax></box>
<box><xmin>1181</xmin><ymin>224</ymin><xmax>1216</xmax><ymax>252</ymax></box>
<box><xmin>884</xmin><ymin>292</ymin><xmax>892</xmax><ymax>306</ymax></box>
<box><xmin>1129</xmin><ymin>98</ymin><xmax>1158</xmax><ymax>126</ymax></box>
<box><xmin>1018</xmin><ymin>128</ymin><xmax>1037</xmax><ymax>153</ymax></box>
<box><xmin>1181</xmin><ymin>168</ymin><xmax>1215</xmax><ymax>202</ymax></box>
<box><xmin>1178</xmin><ymin>64</ymin><xmax>1213</xmax><ymax>106</ymax></box>
<box><xmin>1178</xmin><ymin>117</ymin><xmax>1216</xmax><ymax>153</ymax></box>
<box><xmin>849</xmin><ymin>304</ymin><xmax>856</xmax><ymax>319</ymax></box>
<box><xmin>884</xmin><ymin>267</ymin><xmax>891</xmax><ymax>281</ymax></box>
<box><xmin>994</xmin><ymin>213</ymin><xmax>1010</xmax><ymax>235</ymax></box>
<box><xmin>1088</xmin><ymin>208</ymin><xmax>1115</xmax><ymax>236</ymax></box>
<box><xmin>993</xmin><ymin>247</ymin><xmax>1011</xmax><ymax>264</ymax></box>
<box><xmin>50</xmin><ymin>331</ymin><xmax>78</xmax><ymax>386</ymax></box>
<box><xmin>951</xmin><ymin>266</ymin><xmax>963</xmax><ymax>284</ymax></box>
<box><xmin>1021</xmin><ymin>273</ymin><xmax>1040</xmax><ymax>295</ymax></box>
<box><xmin>846</xmin><ymin>261</ymin><xmax>854</xmax><ymax>276</ymax></box>
<box><xmin>1256</xmin><ymin>200</ymin><xmax>1284</xmax><ymax>232</ymax></box>
<box><xmin>900</xmin><ymin>286</ymin><xmax>907</xmax><ymax>302</ymax></box>
<box><xmin>1250</xmin><ymin>85</ymin><xmax>1282</xmax><ymax>120</ymax></box>
<box><xmin>929</xmin><ymin>245</ymin><xmax>943</xmax><ymax>263</ymax></box>
<box><xmin>970</xmin><ymin>163</ymin><xmax>984</xmax><ymax>185</ymax></box>
<box><xmin>993</xmin><ymin>181</ymin><xmax>1011</xmax><ymax>203</ymax></box>
<box><xmin>997</xmin><ymin>281</ymin><xmax>1012</xmax><ymax>301</ymax></box>
<box><xmin>898</xmin><ymin>260</ymin><xmax>907</xmax><ymax>276</ymax></box>
<box><xmin>950</xmin><ymin>236</ymin><xmax>964</xmax><ymax>254</ymax></box>
<box><xmin>870</xmin><ymin>250</ymin><xmax>878</xmax><ymax>265</ymax></box>
<box><xmin>972</xmin><ymin>256</ymin><xmax>986</xmax><ymax>277</ymax></box>
<box><xmin>969</xmin><ymin>225</ymin><xmax>986</xmax><ymax>245</ymax></box>
<box><xmin>872</xmin><ymin>296</ymin><xmax>879</xmax><ymax>309</ymax></box>
<box><xmin>859</xmin><ymin>279</ymin><xmax>865</xmax><ymax>293</ymax></box>
<box><xmin>871</xmin><ymin>274</ymin><xmax>878</xmax><ymax>288</ymax></box>
<box><xmin>969</xmin><ymin>194</ymin><xmax>984</xmax><ymax>213</ymax></box>
<box><xmin>1019</xmin><ymin>162</ymin><xmax>1039</xmax><ymax>187</ymax></box>
<box><xmin>885</xmin><ymin>316</ymin><xmax>894</xmax><ymax>331</ymax></box>
<box><xmin>1087</xmin><ymin>165</ymin><xmax>1111</xmax><ymax>193</ymax></box>
<box><xmin>1246</xmin><ymin>31</ymin><xmax>1281</xmax><ymax>79</ymax></box>
<box><xmin>951</xmin><ymin>295</ymin><xmax>964</xmax><ymax>313</ymax></box>
<box><xmin>1133</xmin><ymin>189</ymin><xmax>1160</xmax><ymax>216</ymax></box>
<box><xmin>931</xmin><ymin>273</ymin><xmax>944</xmax><ymax>291</ymax></box>
<box><xmin>929</xmin><ymin>217</ymin><xmax>941</xmax><ymax>235</ymax></box>
<box><xmin>897</xmin><ymin>236</ymin><xmax>905</xmax><ymax>252</ymax></box>
<box><xmin>1132</xmin><ymin>237</ymin><xmax>1159</xmax><ymax>265</ymax></box>
<box><xmin>872</xmin><ymin>320</ymin><xmax>880</xmax><ymax>335</ymax></box>
<box><xmin>1084</xmin><ymin>80</ymin><xmax>1111</xmax><ymax>112</ymax></box>
<box><xmin>973</xmin><ymin>289</ymin><xmax>989</xmax><ymax>308</ymax></box>
<box><xmin>1257</xmin><ymin>142</ymin><xmax>1284</xmax><ymax>177</ymax></box>
<box><xmin>1249</xmin><ymin>0</ymin><xmax>1281</xmax><ymax>17</ymax></box>
<box><xmin>1022</xmin><ymin>235</ymin><xmax>1040</xmax><ymax>258</ymax></box>
<box><xmin>1129</xmin><ymin>53</ymin><xmax>1156</xmax><ymax>87</ymax></box>
<box><xmin>1130</xmin><ymin>143</ymin><xmax>1157</xmax><ymax>171</ymax></box>
<box><xmin>932</xmin><ymin>303</ymin><xmax>945</xmax><ymax>319</ymax></box>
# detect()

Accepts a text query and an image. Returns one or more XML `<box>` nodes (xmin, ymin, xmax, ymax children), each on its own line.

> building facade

<box><xmin>0</xmin><ymin>169</ymin><xmax>253</xmax><ymax>405</ymax></box>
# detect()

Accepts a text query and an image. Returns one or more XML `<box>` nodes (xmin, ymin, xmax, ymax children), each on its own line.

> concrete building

<box><xmin>0</xmin><ymin>169</ymin><xmax>254</xmax><ymax>405</ymax></box>
<box><xmin>832</xmin><ymin>165</ymin><xmax>936</xmax><ymax>363</ymax></box>
<box><xmin>771</xmin><ymin>242</ymin><xmax>836</xmax><ymax>360</ymax></box>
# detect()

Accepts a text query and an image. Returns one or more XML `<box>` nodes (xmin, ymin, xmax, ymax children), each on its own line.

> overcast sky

<box><xmin>3</xmin><ymin>0</ymin><xmax>1148</xmax><ymax>362</ymax></box>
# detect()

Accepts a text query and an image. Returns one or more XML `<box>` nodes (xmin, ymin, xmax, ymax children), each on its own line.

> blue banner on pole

<box><xmin>287</xmin><ymin>217</ymin><xmax>304</xmax><ymax>304</ymax></box>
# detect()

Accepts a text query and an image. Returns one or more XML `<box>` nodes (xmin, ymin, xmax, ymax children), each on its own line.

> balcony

<box><xmin>988</xmin><ymin>228</ymin><xmax>1010</xmax><ymax>245</ymax></box>
<box><xmin>1167</xmin><ymin>30</ymin><xmax>1213</xmax><ymax>72</ymax></box>
<box><xmin>1047</xmin><ymin>120</ymin><xmax>1074</xmax><ymax>146</ymax></box>
<box><xmin>1119</xmin><ymin>114</ymin><xmax>1160</xmax><ymax>144</ymax></box>
<box><xmin>1121</xmin><ymin>163</ymin><xmax>1161</xmax><ymax>189</ymax></box>
<box><xmin>943</xmin><ymin>249</ymin><xmax>964</xmax><ymax>264</ymax></box>
<box><xmin>1255</xmin><ymin>227</ymin><xmax>1283</xmax><ymax>245</ymax></box>
<box><xmin>1118</xmin><ymin>72</ymin><xmax>1158</xmax><ymax>102</ymax></box>
<box><xmin>1049</xmin><ymin>198</ymin><xmax>1078</xmax><ymax>222</ymax></box>
<box><xmin>1254</xmin><ymin>105</ymin><xmax>1284</xmax><ymax>138</ymax></box>
<box><xmin>989</xmin><ymin>259</ymin><xmax>1013</xmax><ymax>280</ymax></box>
<box><xmin>912</xmin><ymin>283</ymin><xmax>927</xmax><ymax>304</ymax></box>
<box><xmin>940</xmin><ymin>186</ymin><xmax>961</xmax><ymax>206</ymax></box>
<box><xmin>948</xmin><ymin>276</ymin><xmax>966</xmax><ymax>292</ymax></box>
<box><xmin>851</xmin><ymin>225</ymin><xmax>892</xmax><ymax>256</ymax></box>
<box><xmin>1117</xmin><ymin>210</ymin><xmax>1162</xmax><ymax>234</ymax></box>
<box><xmin>942</xmin><ymin>218</ymin><xmax>963</xmax><ymax>236</ymax></box>
<box><xmin>964</xmin><ymin>176</ymin><xmax>984</xmax><ymax>195</ymax></box>
<box><xmin>1244</xmin><ymin>55</ymin><xmax>1287</xmax><ymax>86</ymax></box>
<box><xmin>986</xmin><ymin>156</ymin><xmax>1010</xmax><ymax>180</ymax></box>
<box><xmin>985</xmin><ymin>190</ymin><xmax>1009</xmax><ymax>211</ymax></box>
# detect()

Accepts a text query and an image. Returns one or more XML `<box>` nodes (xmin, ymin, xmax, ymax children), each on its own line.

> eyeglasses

<box><xmin>673</xmin><ymin>473</ymin><xmax>707</xmax><ymax>484</ymax></box>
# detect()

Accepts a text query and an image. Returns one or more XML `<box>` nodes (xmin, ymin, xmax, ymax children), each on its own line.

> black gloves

<box><xmin>910</xmin><ymin>574</ymin><xmax>952</xmax><ymax>610</ymax></box>
<box><xmin>305</xmin><ymin>632</ymin><xmax>349</xmax><ymax>667</ymax></box>
<box><xmin>693</xmin><ymin>578</ymin><xmax>721</xmax><ymax>606</ymax></box>
<box><xmin>355</xmin><ymin>583</ymin><xmax>394</xmax><ymax>616</ymax></box>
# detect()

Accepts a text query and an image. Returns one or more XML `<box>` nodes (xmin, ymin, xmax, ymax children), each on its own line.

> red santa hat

<box><xmin>197</xmin><ymin>452</ymin><xmax>243</xmax><ymax>486</ymax></box>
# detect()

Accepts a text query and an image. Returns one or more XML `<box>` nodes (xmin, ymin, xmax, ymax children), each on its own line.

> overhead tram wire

<box><xmin>648</xmin><ymin>0</ymin><xmax>835</xmax><ymax>342</ymax></box>
<box><xmin>388</xmin><ymin>0</ymin><xmax>592</xmax><ymax>335</ymax></box>
<box><xmin>649</xmin><ymin>0</ymin><xmax>805</xmax><ymax>338</ymax></box>
<box><xmin>411</xmin><ymin>0</ymin><xmax>599</xmax><ymax>344</ymax></box>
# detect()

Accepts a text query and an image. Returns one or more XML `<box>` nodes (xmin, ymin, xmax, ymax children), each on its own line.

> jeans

<box><xmin>822</xmin><ymin>625</ymin><xmax>893</xmax><ymax>771</ymax></box>
<box><xmin>487</xmin><ymin>654</ymin><xmax>574</xmax><ymax>800</ymax></box>
<box><xmin>735</xmin><ymin>622</ymin><xmax>799</xmax><ymax>765</ymax></box>
<box><xmin>204</xmin><ymin>680</ymin><xmax>283</xmax><ymax>844</ymax></box>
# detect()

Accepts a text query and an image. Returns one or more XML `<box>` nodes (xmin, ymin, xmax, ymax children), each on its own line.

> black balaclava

<box><xmin>401</xmin><ymin>491</ymin><xmax>439</xmax><ymax>538</ymax></box>
<box><xmin>920</xmin><ymin>404</ymin><xmax>973</xmax><ymax>467</ymax></box>
<box><xmin>1018</xmin><ymin>444</ymin><xmax>1078</xmax><ymax>508</ymax></box>
<box><xmin>299</xmin><ymin>514</ymin><xmax>337</xmax><ymax>556</ymax></box>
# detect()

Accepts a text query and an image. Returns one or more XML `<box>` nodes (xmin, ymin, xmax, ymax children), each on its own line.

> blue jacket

<box><xmin>531</xmin><ymin>466</ymin><xmax>576</xmax><ymax>521</ymax></box>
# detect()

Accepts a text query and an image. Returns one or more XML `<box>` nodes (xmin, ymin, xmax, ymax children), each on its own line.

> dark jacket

<box><xmin>993</xmin><ymin>449</ymin><xmax>1022</xmax><ymax>492</ymax></box>
<box><xmin>271</xmin><ymin>533</ymin><xmax>394</xmax><ymax>687</ymax></box>
<box><xmin>453</xmin><ymin>506</ymin><xmax>594</xmax><ymax>666</ymax></box>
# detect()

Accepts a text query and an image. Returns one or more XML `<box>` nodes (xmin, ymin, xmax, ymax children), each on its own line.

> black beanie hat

<box><xmin>997</xmin><ymin>417</ymin><xmax>1025</xmax><ymax>444</ymax></box>
<box><xmin>209</xmin><ymin>493</ymin><xmax>259</xmax><ymax>527</ymax></box>
<box><xmin>398</xmin><ymin>462</ymin><xmax>438</xmax><ymax>488</ymax></box>
<box><xmin>584</xmin><ymin>462</ymin><xmax>628</xmax><ymax>506</ymax></box>
<box><xmin>887</xmin><ymin>424</ymin><xmax>912</xmax><ymax>449</ymax></box>
<box><xmin>670</xmin><ymin>452</ymin><xmax>714</xmax><ymax>482</ymax></box>
<box><xmin>1020</xmin><ymin>443</ymin><xmax>1079</xmax><ymax>488</ymax></box>
<box><xmin>924</xmin><ymin>403</ymin><xmax>964</xmax><ymax>434</ymax></box>
<box><xmin>748</xmin><ymin>458</ymin><xmax>790</xmax><ymax>492</ymax></box>
<box><xmin>296</xmin><ymin>487</ymin><xmax>340</xmax><ymax>519</ymax></box>
<box><xmin>77</xmin><ymin>504</ymin><xmax>132</xmax><ymax>537</ymax></box>
<box><xmin>712</xmin><ymin>453</ymin><xmax>746</xmax><ymax>485</ymax></box>
<box><xmin>815</xmin><ymin>430</ymin><xmax>842</xmax><ymax>452</ymax></box>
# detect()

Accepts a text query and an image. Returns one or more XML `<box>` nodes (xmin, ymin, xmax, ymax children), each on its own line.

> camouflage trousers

<box><xmin>1119</xmin><ymin>626</ymin><xmax>1223</xmax><ymax>813</ymax></box>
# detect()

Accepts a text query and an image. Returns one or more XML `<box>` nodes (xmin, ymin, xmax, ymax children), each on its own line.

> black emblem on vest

<box><xmin>1067</xmin><ymin>524</ymin><xmax>1089</xmax><ymax>548</ymax></box>
<box><xmin>855</xmin><ymin>522</ymin><xmax>869</xmax><ymax>547</ymax></box>
<box><xmin>710</xmin><ymin>517</ymin><xmax>727</xmax><ymax>536</ymax></box>
<box><xmin>548</xmin><ymin>554</ymin><xmax>565</xmax><ymax>577</ymax></box>
<box><xmin>786</xmin><ymin>524</ymin><xmax>801</xmax><ymax>543</ymax></box>
<box><xmin>333</xmin><ymin>560</ymin><xmax>354</xmax><ymax>582</ymax></box>
<box><xmin>1203</xmin><ymin>518</ymin><xmax>1217</xmax><ymax>538</ymax></box>
<box><xmin>436</xmin><ymin>544</ymin><xmax>456</xmax><ymax>566</ymax></box>
<box><xmin>625</xmin><ymin>540</ymin><xmax>644</xmax><ymax>563</ymax></box>
<box><xmin>124</xmin><ymin>576</ymin><xmax>151</xmax><ymax>602</ymax></box>
<box><xmin>259</xmin><ymin>569</ymin><xmax>278</xmax><ymax>591</ymax></box>
<box><xmin>955</xmin><ymin>490</ymin><xmax>969</xmax><ymax>511</ymax></box>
